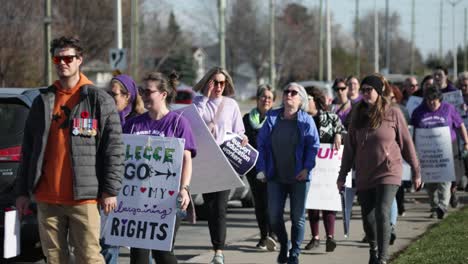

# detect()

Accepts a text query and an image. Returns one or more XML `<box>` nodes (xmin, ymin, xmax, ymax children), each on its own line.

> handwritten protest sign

<box><xmin>306</xmin><ymin>144</ymin><xmax>346</xmax><ymax>211</ymax></box>
<box><xmin>443</xmin><ymin>90</ymin><xmax>465</xmax><ymax>116</ymax></box>
<box><xmin>406</xmin><ymin>96</ymin><xmax>423</xmax><ymax>117</ymax></box>
<box><xmin>415</xmin><ymin>126</ymin><xmax>455</xmax><ymax>182</ymax></box>
<box><xmin>220</xmin><ymin>133</ymin><xmax>258</xmax><ymax>175</ymax></box>
<box><xmin>104</xmin><ymin>134</ymin><xmax>184</xmax><ymax>251</ymax></box>
<box><xmin>173</xmin><ymin>105</ymin><xmax>244</xmax><ymax>194</ymax></box>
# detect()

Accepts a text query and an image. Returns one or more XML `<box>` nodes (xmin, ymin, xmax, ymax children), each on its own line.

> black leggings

<box><xmin>358</xmin><ymin>184</ymin><xmax>399</xmax><ymax>262</ymax></box>
<box><xmin>130</xmin><ymin>217</ymin><xmax>181</xmax><ymax>264</ymax></box>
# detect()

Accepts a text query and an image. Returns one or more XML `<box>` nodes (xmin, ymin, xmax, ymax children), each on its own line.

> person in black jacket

<box><xmin>15</xmin><ymin>36</ymin><xmax>124</xmax><ymax>264</ymax></box>
<box><xmin>242</xmin><ymin>84</ymin><xmax>277</xmax><ymax>251</ymax></box>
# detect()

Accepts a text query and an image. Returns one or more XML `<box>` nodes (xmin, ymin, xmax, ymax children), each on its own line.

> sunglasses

<box><xmin>213</xmin><ymin>80</ymin><xmax>225</xmax><ymax>86</ymax></box>
<box><xmin>52</xmin><ymin>55</ymin><xmax>79</xmax><ymax>65</ymax></box>
<box><xmin>334</xmin><ymin>86</ymin><xmax>347</xmax><ymax>91</ymax></box>
<box><xmin>283</xmin><ymin>89</ymin><xmax>299</xmax><ymax>96</ymax></box>
<box><xmin>360</xmin><ymin>87</ymin><xmax>374</xmax><ymax>94</ymax></box>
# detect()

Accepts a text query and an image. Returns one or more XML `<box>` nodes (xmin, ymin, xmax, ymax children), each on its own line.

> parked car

<box><xmin>175</xmin><ymin>89</ymin><xmax>194</xmax><ymax>104</ymax></box>
<box><xmin>0</xmin><ymin>88</ymin><xmax>44</xmax><ymax>262</ymax></box>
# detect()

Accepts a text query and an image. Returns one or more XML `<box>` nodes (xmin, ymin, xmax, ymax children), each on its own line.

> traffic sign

<box><xmin>109</xmin><ymin>48</ymin><xmax>127</xmax><ymax>70</ymax></box>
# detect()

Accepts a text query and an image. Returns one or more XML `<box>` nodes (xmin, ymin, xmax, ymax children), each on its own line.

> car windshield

<box><xmin>0</xmin><ymin>100</ymin><xmax>29</xmax><ymax>147</ymax></box>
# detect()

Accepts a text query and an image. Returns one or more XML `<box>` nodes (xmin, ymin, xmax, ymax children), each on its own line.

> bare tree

<box><xmin>0</xmin><ymin>0</ymin><xmax>42</xmax><ymax>87</ymax></box>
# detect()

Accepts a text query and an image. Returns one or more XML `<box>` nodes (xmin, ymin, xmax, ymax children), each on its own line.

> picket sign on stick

<box><xmin>415</xmin><ymin>126</ymin><xmax>455</xmax><ymax>182</ymax></box>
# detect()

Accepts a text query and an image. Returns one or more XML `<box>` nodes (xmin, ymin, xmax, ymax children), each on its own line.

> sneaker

<box><xmin>287</xmin><ymin>255</ymin><xmax>299</xmax><ymax>264</ymax></box>
<box><xmin>277</xmin><ymin>249</ymin><xmax>288</xmax><ymax>264</ymax></box>
<box><xmin>436</xmin><ymin>207</ymin><xmax>445</xmax><ymax>219</ymax></box>
<box><xmin>256</xmin><ymin>238</ymin><xmax>267</xmax><ymax>250</ymax></box>
<box><xmin>398</xmin><ymin>210</ymin><xmax>406</xmax><ymax>217</ymax></box>
<box><xmin>325</xmin><ymin>237</ymin><xmax>337</xmax><ymax>252</ymax></box>
<box><xmin>304</xmin><ymin>238</ymin><xmax>320</xmax><ymax>250</ymax></box>
<box><xmin>450</xmin><ymin>192</ymin><xmax>459</xmax><ymax>208</ymax></box>
<box><xmin>265</xmin><ymin>236</ymin><xmax>277</xmax><ymax>251</ymax></box>
<box><xmin>429</xmin><ymin>211</ymin><xmax>437</xmax><ymax>219</ymax></box>
<box><xmin>361</xmin><ymin>235</ymin><xmax>369</xmax><ymax>243</ymax></box>
<box><xmin>210</xmin><ymin>253</ymin><xmax>224</xmax><ymax>264</ymax></box>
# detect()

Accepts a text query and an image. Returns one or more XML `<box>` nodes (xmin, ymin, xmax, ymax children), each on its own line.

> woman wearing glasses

<box><xmin>330</xmin><ymin>78</ymin><xmax>352</xmax><ymax>126</ymax></box>
<box><xmin>192</xmin><ymin>67</ymin><xmax>247</xmax><ymax>264</ymax></box>
<box><xmin>303</xmin><ymin>86</ymin><xmax>344</xmax><ymax>253</ymax></box>
<box><xmin>242</xmin><ymin>84</ymin><xmax>277</xmax><ymax>251</ymax></box>
<box><xmin>123</xmin><ymin>72</ymin><xmax>197</xmax><ymax>264</ymax></box>
<box><xmin>337</xmin><ymin>74</ymin><xmax>421</xmax><ymax>264</ymax></box>
<box><xmin>257</xmin><ymin>83</ymin><xmax>320</xmax><ymax>264</ymax></box>
<box><xmin>347</xmin><ymin>75</ymin><xmax>362</xmax><ymax>104</ymax></box>
<box><xmin>100</xmin><ymin>74</ymin><xmax>145</xmax><ymax>264</ymax></box>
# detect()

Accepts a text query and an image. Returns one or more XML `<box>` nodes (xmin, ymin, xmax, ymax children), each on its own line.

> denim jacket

<box><xmin>256</xmin><ymin>108</ymin><xmax>320</xmax><ymax>181</ymax></box>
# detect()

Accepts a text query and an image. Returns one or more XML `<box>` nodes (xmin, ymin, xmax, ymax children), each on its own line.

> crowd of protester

<box><xmin>14</xmin><ymin>36</ymin><xmax>468</xmax><ymax>264</ymax></box>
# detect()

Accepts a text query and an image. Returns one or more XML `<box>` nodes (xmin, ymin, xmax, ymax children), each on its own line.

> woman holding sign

<box><xmin>257</xmin><ymin>83</ymin><xmax>320</xmax><ymax>264</ymax></box>
<box><xmin>123</xmin><ymin>72</ymin><xmax>197</xmax><ymax>264</ymax></box>
<box><xmin>242</xmin><ymin>84</ymin><xmax>278</xmax><ymax>251</ymax></box>
<box><xmin>304</xmin><ymin>86</ymin><xmax>344</xmax><ymax>252</ymax></box>
<box><xmin>411</xmin><ymin>86</ymin><xmax>468</xmax><ymax>219</ymax></box>
<box><xmin>192</xmin><ymin>67</ymin><xmax>247</xmax><ymax>264</ymax></box>
<box><xmin>337</xmin><ymin>74</ymin><xmax>421</xmax><ymax>264</ymax></box>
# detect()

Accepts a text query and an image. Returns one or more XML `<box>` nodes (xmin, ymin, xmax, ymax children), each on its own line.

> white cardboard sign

<box><xmin>306</xmin><ymin>144</ymin><xmax>345</xmax><ymax>211</ymax></box>
<box><xmin>104</xmin><ymin>135</ymin><xmax>183</xmax><ymax>251</ymax></box>
<box><xmin>3</xmin><ymin>210</ymin><xmax>20</xmax><ymax>258</ymax></box>
<box><xmin>415</xmin><ymin>126</ymin><xmax>455</xmax><ymax>182</ymax></box>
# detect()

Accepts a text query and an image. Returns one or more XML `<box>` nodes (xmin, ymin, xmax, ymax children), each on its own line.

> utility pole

<box><xmin>439</xmin><ymin>0</ymin><xmax>443</xmax><ymax>60</ymax></box>
<box><xmin>449</xmin><ymin>0</ymin><xmax>463</xmax><ymax>80</ymax></box>
<box><xmin>269</xmin><ymin>0</ymin><xmax>276</xmax><ymax>89</ymax></box>
<box><xmin>374</xmin><ymin>0</ymin><xmax>379</xmax><ymax>73</ymax></box>
<box><xmin>218</xmin><ymin>0</ymin><xmax>226</xmax><ymax>69</ymax></box>
<box><xmin>326</xmin><ymin>0</ymin><xmax>331</xmax><ymax>82</ymax></box>
<box><xmin>318</xmin><ymin>0</ymin><xmax>324</xmax><ymax>81</ymax></box>
<box><xmin>465</xmin><ymin>7</ymin><xmax>467</xmax><ymax>71</ymax></box>
<box><xmin>355</xmin><ymin>0</ymin><xmax>360</xmax><ymax>77</ymax></box>
<box><xmin>131</xmin><ymin>0</ymin><xmax>139</xmax><ymax>80</ymax></box>
<box><xmin>44</xmin><ymin>0</ymin><xmax>52</xmax><ymax>85</ymax></box>
<box><xmin>115</xmin><ymin>0</ymin><xmax>123</xmax><ymax>49</ymax></box>
<box><xmin>385</xmin><ymin>0</ymin><xmax>390</xmax><ymax>74</ymax></box>
<box><xmin>410</xmin><ymin>0</ymin><xmax>416</xmax><ymax>75</ymax></box>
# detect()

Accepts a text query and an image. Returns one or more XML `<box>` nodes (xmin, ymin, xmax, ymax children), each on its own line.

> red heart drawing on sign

<box><xmin>140</xmin><ymin>187</ymin><xmax>147</xmax><ymax>193</ymax></box>
<box><xmin>168</xmin><ymin>190</ymin><xmax>175</xmax><ymax>196</ymax></box>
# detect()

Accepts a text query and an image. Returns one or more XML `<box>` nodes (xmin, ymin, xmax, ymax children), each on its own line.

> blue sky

<box><xmin>157</xmin><ymin>0</ymin><xmax>467</xmax><ymax>59</ymax></box>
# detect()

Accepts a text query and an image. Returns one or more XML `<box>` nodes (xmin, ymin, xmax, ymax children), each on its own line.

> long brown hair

<box><xmin>192</xmin><ymin>67</ymin><xmax>236</xmax><ymax>97</ymax></box>
<box><xmin>351</xmin><ymin>74</ymin><xmax>391</xmax><ymax>129</ymax></box>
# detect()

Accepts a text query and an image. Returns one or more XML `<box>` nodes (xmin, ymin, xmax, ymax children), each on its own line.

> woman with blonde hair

<box><xmin>337</xmin><ymin>74</ymin><xmax>421</xmax><ymax>264</ymax></box>
<box><xmin>192</xmin><ymin>67</ymin><xmax>247</xmax><ymax>264</ymax></box>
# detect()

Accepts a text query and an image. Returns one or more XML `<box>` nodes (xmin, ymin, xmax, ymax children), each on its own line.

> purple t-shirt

<box><xmin>123</xmin><ymin>111</ymin><xmax>197</xmax><ymax>157</ymax></box>
<box><xmin>411</xmin><ymin>101</ymin><xmax>462</xmax><ymax>142</ymax></box>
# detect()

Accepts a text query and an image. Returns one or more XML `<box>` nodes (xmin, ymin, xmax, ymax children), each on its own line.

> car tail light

<box><xmin>0</xmin><ymin>146</ymin><xmax>21</xmax><ymax>162</ymax></box>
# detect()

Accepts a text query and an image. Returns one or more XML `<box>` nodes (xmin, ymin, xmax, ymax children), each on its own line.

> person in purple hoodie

<box><xmin>108</xmin><ymin>74</ymin><xmax>145</xmax><ymax>126</ymax></box>
<box><xmin>123</xmin><ymin>72</ymin><xmax>197</xmax><ymax>264</ymax></box>
<box><xmin>100</xmin><ymin>74</ymin><xmax>145</xmax><ymax>264</ymax></box>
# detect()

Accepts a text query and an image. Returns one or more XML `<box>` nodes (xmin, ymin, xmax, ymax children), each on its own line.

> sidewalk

<box><xmin>182</xmin><ymin>191</ymin><xmax>467</xmax><ymax>264</ymax></box>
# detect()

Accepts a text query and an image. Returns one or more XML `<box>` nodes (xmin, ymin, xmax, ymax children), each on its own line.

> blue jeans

<box><xmin>267</xmin><ymin>181</ymin><xmax>310</xmax><ymax>258</ymax></box>
<box><xmin>390</xmin><ymin>198</ymin><xmax>397</xmax><ymax>226</ymax></box>
<box><xmin>100</xmin><ymin>238</ymin><xmax>119</xmax><ymax>264</ymax></box>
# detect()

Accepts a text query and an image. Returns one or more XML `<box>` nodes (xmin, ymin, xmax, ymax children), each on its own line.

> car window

<box><xmin>0</xmin><ymin>100</ymin><xmax>29</xmax><ymax>147</ymax></box>
<box><xmin>176</xmin><ymin>91</ymin><xmax>192</xmax><ymax>101</ymax></box>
